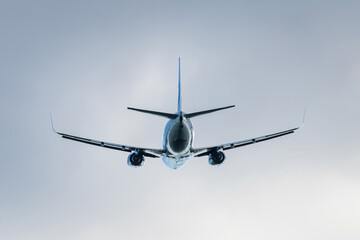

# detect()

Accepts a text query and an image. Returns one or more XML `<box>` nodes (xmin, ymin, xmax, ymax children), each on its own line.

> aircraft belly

<box><xmin>162</xmin><ymin>155</ymin><xmax>190</xmax><ymax>169</ymax></box>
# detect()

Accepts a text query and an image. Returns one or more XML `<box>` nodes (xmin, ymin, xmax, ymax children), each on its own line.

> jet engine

<box><xmin>208</xmin><ymin>150</ymin><xmax>226</xmax><ymax>166</ymax></box>
<box><xmin>127</xmin><ymin>153</ymin><xmax>145</xmax><ymax>167</ymax></box>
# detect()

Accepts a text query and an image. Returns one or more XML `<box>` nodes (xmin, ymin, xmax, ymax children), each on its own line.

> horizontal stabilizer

<box><xmin>127</xmin><ymin>107</ymin><xmax>178</xmax><ymax>119</ymax></box>
<box><xmin>184</xmin><ymin>105</ymin><xmax>235</xmax><ymax>118</ymax></box>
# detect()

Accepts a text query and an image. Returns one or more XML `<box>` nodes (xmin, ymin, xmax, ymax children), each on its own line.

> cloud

<box><xmin>1</xmin><ymin>1</ymin><xmax>360</xmax><ymax>239</ymax></box>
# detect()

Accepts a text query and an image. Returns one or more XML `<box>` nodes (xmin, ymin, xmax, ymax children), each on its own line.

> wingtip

<box><xmin>300</xmin><ymin>107</ymin><xmax>307</xmax><ymax>129</ymax></box>
<box><xmin>50</xmin><ymin>112</ymin><xmax>57</xmax><ymax>134</ymax></box>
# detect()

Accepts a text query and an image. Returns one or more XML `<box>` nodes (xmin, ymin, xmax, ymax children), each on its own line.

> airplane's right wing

<box><xmin>51</xmin><ymin>115</ymin><xmax>165</xmax><ymax>158</ymax></box>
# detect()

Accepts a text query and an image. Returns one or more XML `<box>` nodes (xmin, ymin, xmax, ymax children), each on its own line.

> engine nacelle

<box><xmin>208</xmin><ymin>150</ymin><xmax>226</xmax><ymax>166</ymax></box>
<box><xmin>127</xmin><ymin>153</ymin><xmax>145</xmax><ymax>167</ymax></box>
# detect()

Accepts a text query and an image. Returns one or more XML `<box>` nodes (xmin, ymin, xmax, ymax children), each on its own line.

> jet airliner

<box><xmin>51</xmin><ymin>58</ymin><xmax>304</xmax><ymax>169</ymax></box>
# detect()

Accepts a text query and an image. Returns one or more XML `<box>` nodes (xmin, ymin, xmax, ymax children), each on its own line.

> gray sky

<box><xmin>1</xmin><ymin>0</ymin><xmax>360</xmax><ymax>239</ymax></box>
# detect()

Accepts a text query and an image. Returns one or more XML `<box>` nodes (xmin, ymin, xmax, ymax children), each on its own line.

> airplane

<box><xmin>51</xmin><ymin>58</ymin><xmax>305</xmax><ymax>169</ymax></box>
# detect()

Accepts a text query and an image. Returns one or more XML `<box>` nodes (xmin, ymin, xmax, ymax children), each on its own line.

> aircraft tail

<box><xmin>177</xmin><ymin>57</ymin><xmax>182</xmax><ymax>114</ymax></box>
<box><xmin>128</xmin><ymin>58</ymin><xmax>234</xmax><ymax>119</ymax></box>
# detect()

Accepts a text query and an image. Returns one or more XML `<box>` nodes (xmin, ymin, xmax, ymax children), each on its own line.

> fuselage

<box><xmin>162</xmin><ymin>114</ymin><xmax>194</xmax><ymax>169</ymax></box>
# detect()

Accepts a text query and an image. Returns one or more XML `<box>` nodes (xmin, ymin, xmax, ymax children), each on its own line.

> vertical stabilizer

<box><xmin>177</xmin><ymin>57</ymin><xmax>182</xmax><ymax>114</ymax></box>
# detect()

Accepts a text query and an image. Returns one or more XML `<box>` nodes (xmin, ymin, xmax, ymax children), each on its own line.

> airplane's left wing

<box><xmin>51</xmin><ymin>115</ymin><xmax>165</xmax><ymax>158</ymax></box>
<box><xmin>192</xmin><ymin>126</ymin><xmax>300</xmax><ymax>157</ymax></box>
<box><xmin>192</xmin><ymin>110</ymin><xmax>306</xmax><ymax>157</ymax></box>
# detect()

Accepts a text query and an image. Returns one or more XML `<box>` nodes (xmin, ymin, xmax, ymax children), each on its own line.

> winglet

<box><xmin>299</xmin><ymin>107</ymin><xmax>307</xmax><ymax>129</ymax></box>
<box><xmin>50</xmin><ymin>113</ymin><xmax>58</xmax><ymax>134</ymax></box>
